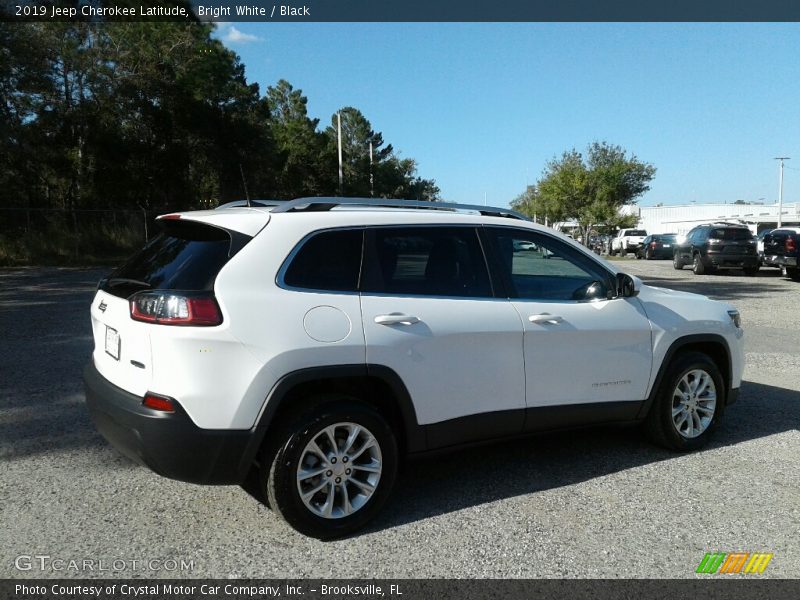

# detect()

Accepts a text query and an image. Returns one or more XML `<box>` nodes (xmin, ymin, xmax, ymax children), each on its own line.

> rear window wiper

<box><xmin>106</xmin><ymin>277</ymin><xmax>152</xmax><ymax>289</ymax></box>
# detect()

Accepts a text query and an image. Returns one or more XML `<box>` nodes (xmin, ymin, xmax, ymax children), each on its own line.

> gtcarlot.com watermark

<box><xmin>14</xmin><ymin>554</ymin><xmax>195</xmax><ymax>573</ymax></box>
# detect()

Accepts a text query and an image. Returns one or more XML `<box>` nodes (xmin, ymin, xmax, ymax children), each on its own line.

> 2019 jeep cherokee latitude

<box><xmin>84</xmin><ymin>198</ymin><xmax>745</xmax><ymax>539</ymax></box>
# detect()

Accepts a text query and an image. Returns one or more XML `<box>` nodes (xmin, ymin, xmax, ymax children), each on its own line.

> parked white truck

<box><xmin>610</xmin><ymin>228</ymin><xmax>648</xmax><ymax>256</ymax></box>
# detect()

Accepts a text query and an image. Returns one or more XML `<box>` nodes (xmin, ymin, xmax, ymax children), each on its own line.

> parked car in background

<box><xmin>513</xmin><ymin>240</ymin><xmax>537</xmax><ymax>251</ymax></box>
<box><xmin>636</xmin><ymin>234</ymin><xmax>678</xmax><ymax>260</ymax></box>
<box><xmin>761</xmin><ymin>227</ymin><xmax>800</xmax><ymax>280</ymax></box>
<box><xmin>672</xmin><ymin>223</ymin><xmax>759</xmax><ymax>275</ymax></box>
<box><xmin>609</xmin><ymin>229</ymin><xmax>648</xmax><ymax>256</ymax></box>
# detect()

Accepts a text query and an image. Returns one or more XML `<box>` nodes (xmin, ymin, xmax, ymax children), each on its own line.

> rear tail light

<box><xmin>143</xmin><ymin>392</ymin><xmax>176</xmax><ymax>413</ymax></box>
<box><xmin>130</xmin><ymin>292</ymin><xmax>222</xmax><ymax>326</ymax></box>
<box><xmin>650</xmin><ymin>241</ymin><xmax>657</xmax><ymax>248</ymax></box>
<box><xmin>787</xmin><ymin>236</ymin><xmax>797</xmax><ymax>253</ymax></box>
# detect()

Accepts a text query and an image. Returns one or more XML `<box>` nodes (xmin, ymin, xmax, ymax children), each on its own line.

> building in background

<box><xmin>625</xmin><ymin>202</ymin><xmax>800</xmax><ymax>236</ymax></box>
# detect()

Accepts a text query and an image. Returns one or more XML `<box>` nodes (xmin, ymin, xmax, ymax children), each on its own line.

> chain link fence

<box><xmin>0</xmin><ymin>207</ymin><xmax>168</xmax><ymax>265</ymax></box>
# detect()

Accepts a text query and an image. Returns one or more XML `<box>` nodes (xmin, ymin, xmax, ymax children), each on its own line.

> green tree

<box><xmin>325</xmin><ymin>107</ymin><xmax>391</xmax><ymax>197</ymax></box>
<box><xmin>267</xmin><ymin>79</ymin><xmax>335</xmax><ymax>198</ymax></box>
<box><xmin>520</xmin><ymin>142</ymin><xmax>655</xmax><ymax>239</ymax></box>
<box><xmin>324</xmin><ymin>107</ymin><xmax>438</xmax><ymax>200</ymax></box>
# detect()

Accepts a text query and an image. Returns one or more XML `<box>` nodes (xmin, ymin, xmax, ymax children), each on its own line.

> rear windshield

<box><xmin>101</xmin><ymin>220</ymin><xmax>244</xmax><ymax>298</ymax></box>
<box><xmin>655</xmin><ymin>234</ymin><xmax>677</xmax><ymax>242</ymax></box>
<box><xmin>708</xmin><ymin>228</ymin><xmax>753</xmax><ymax>241</ymax></box>
<box><xmin>626</xmin><ymin>230</ymin><xmax>647</xmax><ymax>236</ymax></box>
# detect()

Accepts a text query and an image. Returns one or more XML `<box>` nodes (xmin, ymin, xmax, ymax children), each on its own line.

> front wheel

<box><xmin>673</xmin><ymin>253</ymin><xmax>684</xmax><ymax>270</ymax></box>
<box><xmin>262</xmin><ymin>399</ymin><xmax>398</xmax><ymax>539</ymax></box>
<box><xmin>644</xmin><ymin>352</ymin><xmax>724</xmax><ymax>451</ymax></box>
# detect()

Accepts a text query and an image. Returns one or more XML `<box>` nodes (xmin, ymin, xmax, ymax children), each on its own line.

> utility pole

<box><xmin>369</xmin><ymin>141</ymin><xmax>374</xmax><ymax>197</ymax></box>
<box><xmin>337</xmin><ymin>112</ymin><xmax>343</xmax><ymax>195</ymax></box>
<box><xmin>775</xmin><ymin>157</ymin><xmax>790</xmax><ymax>227</ymax></box>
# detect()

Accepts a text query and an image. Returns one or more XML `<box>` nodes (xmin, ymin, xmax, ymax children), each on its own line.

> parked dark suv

<box><xmin>673</xmin><ymin>223</ymin><xmax>759</xmax><ymax>275</ymax></box>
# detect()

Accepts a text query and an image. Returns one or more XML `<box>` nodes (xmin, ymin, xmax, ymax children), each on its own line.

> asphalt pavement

<box><xmin>0</xmin><ymin>261</ymin><xmax>797</xmax><ymax>578</ymax></box>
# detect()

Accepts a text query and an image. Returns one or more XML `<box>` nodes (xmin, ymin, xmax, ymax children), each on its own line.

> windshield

<box><xmin>626</xmin><ymin>230</ymin><xmax>647</xmax><ymax>236</ymax></box>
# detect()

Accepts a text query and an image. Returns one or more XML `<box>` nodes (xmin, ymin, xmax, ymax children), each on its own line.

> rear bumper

<box><xmin>706</xmin><ymin>253</ymin><xmax>759</xmax><ymax>269</ymax></box>
<box><xmin>83</xmin><ymin>362</ymin><xmax>254</xmax><ymax>485</ymax></box>
<box><xmin>776</xmin><ymin>256</ymin><xmax>798</xmax><ymax>267</ymax></box>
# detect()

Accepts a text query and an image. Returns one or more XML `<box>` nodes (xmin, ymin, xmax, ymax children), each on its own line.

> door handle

<box><xmin>528</xmin><ymin>314</ymin><xmax>563</xmax><ymax>324</ymax></box>
<box><xmin>374</xmin><ymin>314</ymin><xmax>421</xmax><ymax>326</ymax></box>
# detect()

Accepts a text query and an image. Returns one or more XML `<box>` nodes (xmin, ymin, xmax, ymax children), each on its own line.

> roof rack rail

<box><xmin>270</xmin><ymin>197</ymin><xmax>531</xmax><ymax>221</ymax></box>
<box><xmin>215</xmin><ymin>199</ymin><xmax>283</xmax><ymax>209</ymax></box>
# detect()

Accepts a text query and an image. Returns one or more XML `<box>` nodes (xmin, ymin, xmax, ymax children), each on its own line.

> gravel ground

<box><xmin>0</xmin><ymin>261</ymin><xmax>798</xmax><ymax>579</ymax></box>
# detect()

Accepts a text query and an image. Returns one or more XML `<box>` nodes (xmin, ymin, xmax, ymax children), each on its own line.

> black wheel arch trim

<box><xmin>239</xmin><ymin>364</ymin><xmax>425</xmax><ymax>477</ymax></box>
<box><xmin>636</xmin><ymin>333</ymin><xmax>734</xmax><ymax>420</ymax></box>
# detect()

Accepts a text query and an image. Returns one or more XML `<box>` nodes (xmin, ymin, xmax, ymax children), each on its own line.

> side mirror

<box><xmin>616</xmin><ymin>273</ymin><xmax>641</xmax><ymax>298</ymax></box>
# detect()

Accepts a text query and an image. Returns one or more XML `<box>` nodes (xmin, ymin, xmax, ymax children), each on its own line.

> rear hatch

<box><xmin>763</xmin><ymin>230</ymin><xmax>796</xmax><ymax>258</ymax></box>
<box><xmin>90</xmin><ymin>215</ymin><xmax>260</xmax><ymax>396</ymax></box>
<box><xmin>626</xmin><ymin>230</ymin><xmax>647</xmax><ymax>244</ymax></box>
<box><xmin>708</xmin><ymin>227</ymin><xmax>756</xmax><ymax>255</ymax></box>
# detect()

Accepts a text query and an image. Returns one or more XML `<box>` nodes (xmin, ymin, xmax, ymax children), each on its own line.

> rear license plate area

<box><xmin>105</xmin><ymin>326</ymin><xmax>120</xmax><ymax>360</ymax></box>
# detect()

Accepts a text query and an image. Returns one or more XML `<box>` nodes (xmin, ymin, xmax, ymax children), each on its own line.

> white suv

<box><xmin>84</xmin><ymin>198</ymin><xmax>744</xmax><ymax>538</ymax></box>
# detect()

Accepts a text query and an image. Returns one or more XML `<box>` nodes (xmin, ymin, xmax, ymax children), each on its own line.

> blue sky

<box><xmin>214</xmin><ymin>23</ymin><xmax>800</xmax><ymax>208</ymax></box>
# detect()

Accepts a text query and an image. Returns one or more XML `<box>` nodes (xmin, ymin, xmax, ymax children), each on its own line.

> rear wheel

<box><xmin>645</xmin><ymin>248</ymin><xmax>653</xmax><ymax>260</ymax></box>
<box><xmin>262</xmin><ymin>399</ymin><xmax>398</xmax><ymax>539</ymax></box>
<box><xmin>644</xmin><ymin>352</ymin><xmax>724</xmax><ymax>451</ymax></box>
<box><xmin>692</xmin><ymin>253</ymin><xmax>707</xmax><ymax>275</ymax></box>
<box><xmin>672</xmin><ymin>253</ymin><xmax>684</xmax><ymax>270</ymax></box>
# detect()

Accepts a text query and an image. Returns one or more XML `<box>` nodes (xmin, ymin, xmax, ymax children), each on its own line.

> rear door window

<box><xmin>362</xmin><ymin>227</ymin><xmax>492</xmax><ymax>298</ymax></box>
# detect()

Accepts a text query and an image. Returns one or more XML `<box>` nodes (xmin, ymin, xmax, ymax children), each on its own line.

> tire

<box><xmin>692</xmin><ymin>253</ymin><xmax>707</xmax><ymax>275</ymax></box>
<box><xmin>672</xmin><ymin>253</ymin><xmax>684</xmax><ymax>270</ymax></box>
<box><xmin>644</xmin><ymin>351</ymin><xmax>724</xmax><ymax>451</ymax></box>
<box><xmin>788</xmin><ymin>267</ymin><xmax>800</xmax><ymax>281</ymax></box>
<box><xmin>608</xmin><ymin>247</ymin><xmax>616</xmax><ymax>256</ymax></box>
<box><xmin>262</xmin><ymin>398</ymin><xmax>398</xmax><ymax>539</ymax></box>
<box><xmin>645</xmin><ymin>249</ymin><xmax>653</xmax><ymax>260</ymax></box>
<box><xmin>621</xmin><ymin>247</ymin><xmax>627</xmax><ymax>257</ymax></box>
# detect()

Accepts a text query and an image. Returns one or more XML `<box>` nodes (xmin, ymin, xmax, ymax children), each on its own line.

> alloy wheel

<box><xmin>671</xmin><ymin>369</ymin><xmax>717</xmax><ymax>439</ymax></box>
<box><xmin>296</xmin><ymin>422</ymin><xmax>383</xmax><ymax>519</ymax></box>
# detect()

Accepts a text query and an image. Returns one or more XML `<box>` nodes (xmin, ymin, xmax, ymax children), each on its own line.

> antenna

<box><xmin>239</xmin><ymin>163</ymin><xmax>251</xmax><ymax>207</ymax></box>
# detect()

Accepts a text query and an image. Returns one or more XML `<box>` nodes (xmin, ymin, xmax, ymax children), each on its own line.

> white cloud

<box><xmin>215</xmin><ymin>23</ymin><xmax>263</xmax><ymax>44</ymax></box>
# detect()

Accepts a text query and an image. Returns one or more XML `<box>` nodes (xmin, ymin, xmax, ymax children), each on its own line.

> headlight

<box><xmin>727</xmin><ymin>309</ymin><xmax>741</xmax><ymax>329</ymax></box>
